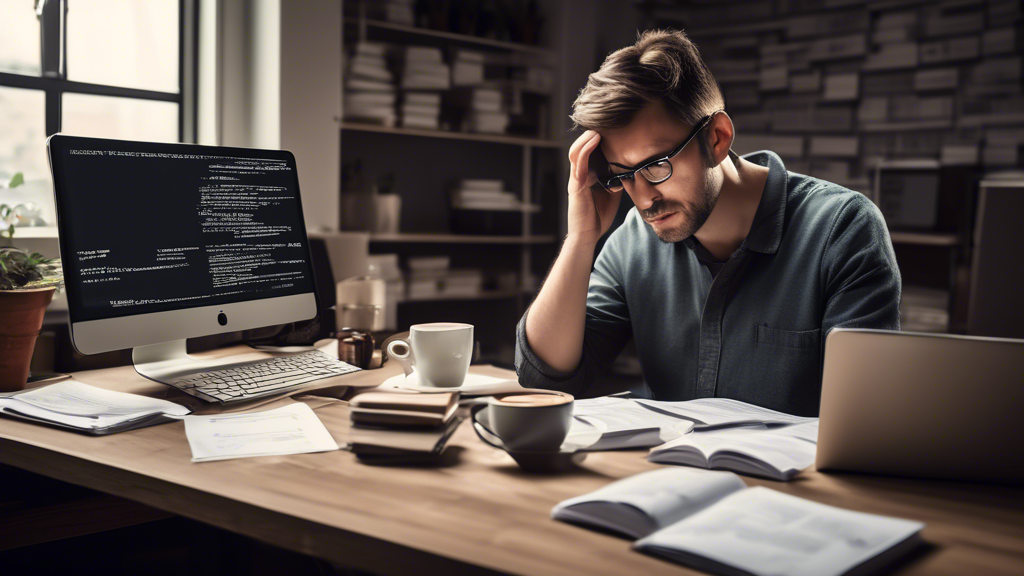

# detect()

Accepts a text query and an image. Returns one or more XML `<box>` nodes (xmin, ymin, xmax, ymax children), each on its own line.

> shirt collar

<box><xmin>738</xmin><ymin>150</ymin><xmax>788</xmax><ymax>255</ymax></box>
<box><xmin>679</xmin><ymin>150</ymin><xmax>788</xmax><ymax>256</ymax></box>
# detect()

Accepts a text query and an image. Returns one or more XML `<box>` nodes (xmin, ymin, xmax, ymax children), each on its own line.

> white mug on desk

<box><xmin>386</xmin><ymin>323</ymin><xmax>473</xmax><ymax>388</ymax></box>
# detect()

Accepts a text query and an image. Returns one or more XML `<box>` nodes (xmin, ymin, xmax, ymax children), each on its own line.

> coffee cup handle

<box><xmin>386</xmin><ymin>338</ymin><xmax>415</xmax><ymax>378</ymax></box>
<box><xmin>469</xmin><ymin>404</ymin><xmax>506</xmax><ymax>451</ymax></box>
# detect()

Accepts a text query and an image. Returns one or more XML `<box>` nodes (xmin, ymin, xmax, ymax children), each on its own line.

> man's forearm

<box><xmin>524</xmin><ymin>236</ymin><xmax>598</xmax><ymax>373</ymax></box>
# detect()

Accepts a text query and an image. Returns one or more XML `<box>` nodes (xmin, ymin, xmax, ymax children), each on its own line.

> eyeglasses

<box><xmin>591</xmin><ymin>110</ymin><xmax>722</xmax><ymax>193</ymax></box>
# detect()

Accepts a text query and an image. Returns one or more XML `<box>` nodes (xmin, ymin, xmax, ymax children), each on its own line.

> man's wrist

<box><xmin>563</xmin><ymin>233</ymin><xmax>599</xmax><ymax>254</ymax></box>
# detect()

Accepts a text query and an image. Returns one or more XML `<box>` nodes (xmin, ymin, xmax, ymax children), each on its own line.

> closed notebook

<box><xmin>349</xmin><ymin>391</ymin><xmax>458</xmax><ymax>427</ymax></box>
<box><xmin>552</xmin><ymin>468</ymin><xmax>923</xmax><ymax>576</ymax></box>
<box><xmin>350</xmin><ymin>413</ymin><xmax>463</xmax><ymax>457</ymax></box>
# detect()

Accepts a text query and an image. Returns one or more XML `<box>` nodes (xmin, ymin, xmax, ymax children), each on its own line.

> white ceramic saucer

<box><xmin>379</xmin><ymin>371</ymin><xmax>525</xmax><ymax>395</ymax></box>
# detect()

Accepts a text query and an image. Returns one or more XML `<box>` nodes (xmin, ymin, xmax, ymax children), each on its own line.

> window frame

<box><xmin>0</xmin><ymin>0</ymin><xmax>198</xmax><ymax>143</ymax></box>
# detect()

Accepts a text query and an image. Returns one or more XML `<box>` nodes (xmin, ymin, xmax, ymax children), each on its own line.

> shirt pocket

<box><xmin>756</xmin><ymin>324</ymin><xmax>822</xmax><ymax>350</ymax></box>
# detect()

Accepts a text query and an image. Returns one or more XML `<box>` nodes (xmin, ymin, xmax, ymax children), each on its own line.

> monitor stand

<box><xmin>133</xmin><ymin>339</ymin><xmax>259</xmax><ymax>384</ymax></box>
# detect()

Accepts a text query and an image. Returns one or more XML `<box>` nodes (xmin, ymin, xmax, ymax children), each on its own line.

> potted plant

<box><xmin>1</xmin><ymin>173</ymin><xmax>64</xmax><ymax>391</ymax></box>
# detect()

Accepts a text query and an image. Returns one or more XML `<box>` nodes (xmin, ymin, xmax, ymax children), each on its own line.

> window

<box><xmin>0</xmin><ymin>0</ymin><xmax>195</xmax><ymax>226</ymax></box>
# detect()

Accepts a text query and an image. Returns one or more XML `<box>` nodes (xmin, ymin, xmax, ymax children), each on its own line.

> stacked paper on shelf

<box><xmin>399</xmin><ymin>46</ymin><xmax>450</xmax><ymax>90</ymax></box>
<box><xmin>511</xmin><ymin>66</ymin><xmax>554</xmax><ymax>94</ymax></box>
<box><xmin>823</xmin><ymin>73</ymin><xmax>859</xmax><ymax>101</ymax></box>
<box><xmin>920</xmin><ymin>37</ymin><xmax>980</xmax><ymax>64</ymax></box>
<box><xmin>940</xmin><ymin>144</ymin><xmax>980</xmax><ymax>165</ymax></box>
<box><xmin>344</xmin><ymin>43</ymin><xmax>396</xmax><ymax>126</ymax></box>
<box><xmin>863</xmin><ymin>42</ymin><xmax>919</xmax><ymax>71</ymax></box>
<box><xmin>451</xmin><ymin>50</ymin><xmax>485</xmax><ymax>85</ymax></box>
<box><xmin>901</xmin><ymin>286</ymin><xmax>950</xmax><ymax>332</ymax></box>
<box><xmin>914</xmin><ymin>68</ymin><xmax>959</xmax><ymax>91</ymax></box>
<box><xmin>406</xmin><ymin>256</ymin><xmax>449</xmax><ymax>299</ymax></box>
<box><xmin>396</xmin><ymin>46</ymin><xmax>447</xmax><ymax>129</ymax></box>
<box><xmin>450</xmin><ymin>179</ymin><xmax>536</xmax><ymax>211</ymax></box>
<box><xmin>400</xmin><ymin>91</ymin><xmax>442</xmax><ymax>130</ymax></box>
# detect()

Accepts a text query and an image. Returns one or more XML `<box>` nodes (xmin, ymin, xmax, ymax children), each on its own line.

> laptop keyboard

<box><xmin>170</xmin><ymin>350</ymin><xmax>360</xmax><ymax>403</ymax></box>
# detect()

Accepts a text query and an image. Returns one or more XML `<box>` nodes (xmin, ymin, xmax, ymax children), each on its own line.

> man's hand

<box><xmin>567</xmin><ymin>130</ymin><xmax>622</xmax><ymax>246</ymax></box>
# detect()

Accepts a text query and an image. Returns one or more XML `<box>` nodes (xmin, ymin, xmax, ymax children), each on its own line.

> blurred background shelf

<box><xmin>346</xmin><ymin>18</ymin><xmax>557</xmax><ymax>57</ymax></box>
<box><xmin>369</xmin><ymin>233</ymin><xmax>556</xmax><ymax>244</ymax></box>
<box><xmin>889</xmin><ymin>232</ymin><xmax>961</xmax><ymax>247</ymax></box>
<box><xmin>339</xmin><ymin>121</ymin><xmax>560</xmax><ymax>147</ymax></box>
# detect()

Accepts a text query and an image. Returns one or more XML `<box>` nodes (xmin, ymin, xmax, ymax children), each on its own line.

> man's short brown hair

<box><xmin>570</xmin><ymin>29</ymin><xmax>724</xmax><ymax>133</ymax></box>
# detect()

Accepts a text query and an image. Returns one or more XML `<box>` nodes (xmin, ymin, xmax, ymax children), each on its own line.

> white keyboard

<box><xmin>170</xmin><ymin>350</ymin><xmax>360</xmax><ymax>403</ymax></box>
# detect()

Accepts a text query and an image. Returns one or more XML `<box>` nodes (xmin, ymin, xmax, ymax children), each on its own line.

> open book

<box><xmin>0</xmin><ymin>380</ymin><xmax>191</xmax><ymax>435</ymax></box>
<box><xmin>647</xmin><ymin>421</ymin><xmax>819</xmax><ymax>481</ymax></box>
<box><xmin>553</xmin><ymin>468</ymin><xmax>924</xmax><ymax>576</ymax></box>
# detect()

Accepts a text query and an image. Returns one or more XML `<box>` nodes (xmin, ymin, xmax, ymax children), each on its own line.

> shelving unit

<box><xmin>346</xmin><ymin>18</ymin><xmax>557</xmax><ymax>57</ymax></box>
<box><xmin>641</xmin><ymin>0</ymin><xmax>1024</xmax><ymax>334</ymax></box>
<box><xmin>339</xmin><ymin>1</ymin><xmax>566</xmax><ymax>362</ymax></box>
<box><xmin>368</xmin><ymin>233</ymin><xmax>556</xmax><ymax>245</ymax></box>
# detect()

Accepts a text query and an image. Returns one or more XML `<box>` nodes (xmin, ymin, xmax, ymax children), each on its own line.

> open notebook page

<box><xmin>635</xmin><ymin>486</ymin><xmax>923</xmax><ymax>576</ymax></box>
<box><xmin>551</xmin><ymin>468</ymin><xmax>746</xmax><ymax>539</ymax></box>
<box><xmin>647</xmin><ymin>421</ymin><xmax>819</xmax><ymax>480</ymax></box>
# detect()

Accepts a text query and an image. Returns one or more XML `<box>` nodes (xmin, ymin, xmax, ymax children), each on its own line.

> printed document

<box><xmin>568</xmin><ymin>396</ymin><xmax>696</xmax><ymax>450</ymax></box>
<box><xmin>635</xmin><ymin>397</ymin><xmax>816</xmax><ymax>428</ymax></box>
<box><xmin>0</xmin><ymin>380</ymin><xmax>190</xmax><ymax>433</ymax></box>
<box><xmin>184</xmin><ymin>403</ymin><xmax>339</xmax><ymax>462</ymax></box>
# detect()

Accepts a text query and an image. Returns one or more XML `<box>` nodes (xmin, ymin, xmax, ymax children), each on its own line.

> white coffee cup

<box><xmin>386</xmin><ymin>323</ymin><xmax>473</xmax><ymax>388</ymax></box>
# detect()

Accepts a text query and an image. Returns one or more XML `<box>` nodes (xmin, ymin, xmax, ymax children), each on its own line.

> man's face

<box><xmin>598</xmin><ymin>101</ymin><xmax>721</xmax><ymax>243</ymax></box>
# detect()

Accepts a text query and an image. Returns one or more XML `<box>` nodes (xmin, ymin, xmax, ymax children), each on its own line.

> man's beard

<box><xmin>639</xmin><ymin>167</ymin><xmax>719</xmax><ymax>243</ymax></box>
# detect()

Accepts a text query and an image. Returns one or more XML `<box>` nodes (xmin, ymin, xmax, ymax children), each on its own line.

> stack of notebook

<box><xmin>348</xmin><ymin>391</ymin><xmax>461</xmax><ymax>464</ymax></box>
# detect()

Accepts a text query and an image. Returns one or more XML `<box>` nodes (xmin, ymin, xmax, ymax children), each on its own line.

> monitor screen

<box><xmin>49</xmin><ymin>136</ymin><xmax>317</xmax><ymax>324</ymax></box>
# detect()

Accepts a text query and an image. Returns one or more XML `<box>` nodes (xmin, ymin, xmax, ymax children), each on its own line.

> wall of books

<box><xmin>644</xmin><ymin>0</ymin><xmax>1022</xmax><ymax>189</ymax></box>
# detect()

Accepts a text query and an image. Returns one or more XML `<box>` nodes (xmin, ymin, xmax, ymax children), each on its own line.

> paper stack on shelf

<box><xmin>404</xmin><ymin>255</ymin><xmax>485</xmax><ymax>299</ymax></box>
<box><xmin>900</xmin><ymin>285</ymin><xmax>949</xmax><ymax>332</ymax></box>
<box><xmin>406</xmin><ymin>256</ymin><xmax>449</xmax><ymax>299</ymax></box>
<box><xmin>397</xmin><ymin>46</ymin><xmax>448</xmax><ymax>129</ymax></box>
<box><xmin>451</xmin><ymin>49</ymin><xmax>485</xmax><ymax>86</ymax></box>
<box><xmin>344</xmin><ymin>42</ymin><xmax>396</xmax><ymax>127</ymax></box>
<box><xmin>451</xmin><ymin>88</ymin><xmax>509</xmax><ymax>134</ymax></box>
<box><xmin>450</xmin><ymin>179</ymin><xmax>537</xmax><ymax>212</ymax></box>
<box><xmin>400</xmin><ymin>91</ymin><xmax>442</xmax><ymax>130</ymax></box>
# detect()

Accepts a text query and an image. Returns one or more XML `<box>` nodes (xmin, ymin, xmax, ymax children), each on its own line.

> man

<box><xmin>514</xmin><ymin>29</ymin><xmax>900</xmax><ymax>416</ymax></box>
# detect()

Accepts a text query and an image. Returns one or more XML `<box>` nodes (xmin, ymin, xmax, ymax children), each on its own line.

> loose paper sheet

<box><xmin>183</xmin><ymin>403</ymin><xmax>339</xmax><ymax>462</ymax></box>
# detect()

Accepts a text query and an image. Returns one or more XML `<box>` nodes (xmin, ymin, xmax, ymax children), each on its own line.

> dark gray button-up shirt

<box><xmin>515</xmin><ymin>151</ymin><xmax>901</xmax><ymax>416</ymax></box>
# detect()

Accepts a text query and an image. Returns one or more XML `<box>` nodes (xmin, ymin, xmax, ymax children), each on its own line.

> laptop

<box><xmin>816</xmin><ymin>328</ymin><xmax>1024</xmax><ymax>484</ymax></box>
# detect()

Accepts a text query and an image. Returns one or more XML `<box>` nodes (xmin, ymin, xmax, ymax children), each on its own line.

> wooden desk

<box><xmin>1</xmin><ymin>347</ymin><xmax>1022</xmax><ymax>575</ymax></box>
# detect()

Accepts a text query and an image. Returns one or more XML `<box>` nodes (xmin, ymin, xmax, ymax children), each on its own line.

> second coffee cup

<box><xmin>386</xmin><ymin>322</ymin><xmax>474</xmax><ymax>388</ymax></box>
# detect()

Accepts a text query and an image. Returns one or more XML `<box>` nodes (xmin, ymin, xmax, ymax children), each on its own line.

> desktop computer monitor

<box><xmin>47</xmin><ymin>135</ymin><xmax>319</xmax><ymax>382</ymax></box>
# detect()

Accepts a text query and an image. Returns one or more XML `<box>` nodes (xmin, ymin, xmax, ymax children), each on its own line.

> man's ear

<box><xmin>704</xmin><ymin>112</ymin><xmax>735</xmax><ymax>167</ymax></box>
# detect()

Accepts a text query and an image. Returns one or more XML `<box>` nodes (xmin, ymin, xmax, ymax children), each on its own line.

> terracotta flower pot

<box><xmin>0</xmin><ymin>287</ymin><xmax>55</xmax><ymax>392</ymax></box>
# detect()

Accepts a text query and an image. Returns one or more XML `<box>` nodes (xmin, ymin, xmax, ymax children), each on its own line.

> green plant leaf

<box><xmin>8</xmin><ymin>173</ymin><xmax>24</xmax><ymax>188</ymax></box>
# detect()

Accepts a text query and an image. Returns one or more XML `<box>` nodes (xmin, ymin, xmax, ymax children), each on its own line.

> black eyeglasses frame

<box><xmin>595</xmin><ymin>110</ymin><xmax>723</xmax><ymax>192</ymax></box>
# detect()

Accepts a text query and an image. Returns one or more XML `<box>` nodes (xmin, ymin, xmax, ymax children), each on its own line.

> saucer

<box><xmin>380</xmin><ymin>371</ymin><xmax>525</xmax><ymax>396</ymax></box>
